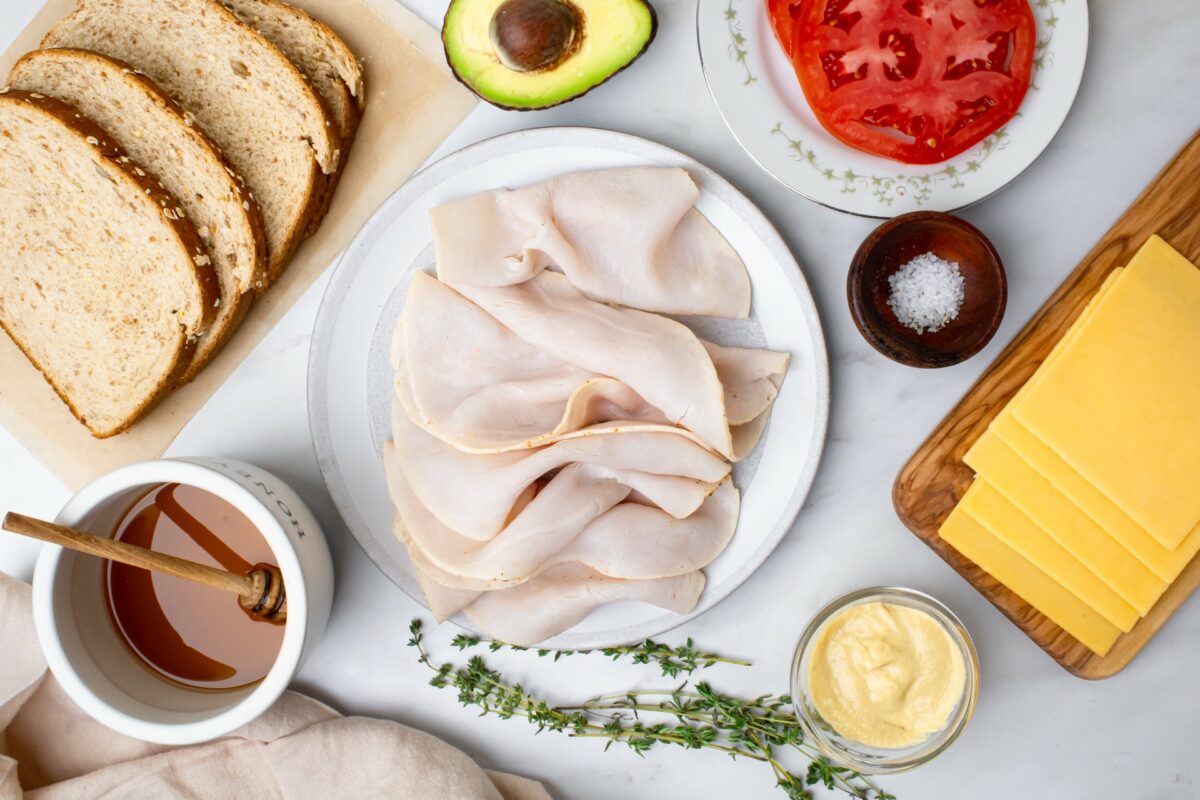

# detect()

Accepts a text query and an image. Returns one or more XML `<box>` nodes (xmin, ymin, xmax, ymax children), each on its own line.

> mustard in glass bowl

<box><xmin>790</xmin><ymin>586</ymin><xmax>979</xmax><ymax>774</ymax></box>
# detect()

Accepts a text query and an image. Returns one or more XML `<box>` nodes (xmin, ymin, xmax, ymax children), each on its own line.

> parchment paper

<box><xmin>0</xmin><ymin>0</ymin><xmax>477</xmax><ymax>490</ymax></box>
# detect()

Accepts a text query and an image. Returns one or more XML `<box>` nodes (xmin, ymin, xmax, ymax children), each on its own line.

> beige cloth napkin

<box><xmin>0</xmin><ymin>573</ymin><xmax>549</xmax><ymax>800</ymax></box>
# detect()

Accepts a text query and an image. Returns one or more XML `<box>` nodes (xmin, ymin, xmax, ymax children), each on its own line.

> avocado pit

<box><xmin>490</xmin><ymin>0</ymin><xmax>581</xmax><ymax>73</ymax></box>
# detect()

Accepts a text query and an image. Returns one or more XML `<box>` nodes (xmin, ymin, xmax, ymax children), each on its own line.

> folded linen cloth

<box><xmin>0</xmin><ymin>573</ymin><xmax>549</xmax><ymax>800</ymax></box>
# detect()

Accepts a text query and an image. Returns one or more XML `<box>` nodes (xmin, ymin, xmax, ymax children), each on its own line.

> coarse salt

<box><xmin>887</xmin><ymin>252</ymin><xmax>965</xmax><ymax>334</ymax></box>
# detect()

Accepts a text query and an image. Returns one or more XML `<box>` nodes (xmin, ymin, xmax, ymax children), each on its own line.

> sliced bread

<box><xmin>221</xmin><ymin>0</ymin><xmax>363</xmax><ymax>144</ymax></box>
<box><xmin>0</xmin><ymin>90</ymin><xmax>218</xmax><ymax>437</ymax></box>
<box><xmin>9</xmin><ymin>48</ymin><xmax>268</xmax><ymax>380</ymax></box>
<box><xmin>43</xmin><ymin>0</ymin><xmax>341</xmax><ymax>286</ymax></box>
<box><xmin>220</xmin><ymin>0</ymin><xmax>364</xmax><ymax>234</ymax></box>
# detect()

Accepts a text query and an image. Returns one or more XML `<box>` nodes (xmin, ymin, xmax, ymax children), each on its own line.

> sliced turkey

<box><xmin>546</xmin><ymin>480</ymin><xmax>739</xmax><ymax>580</ymax></box>
<box><xmin>430</xmin><ymin>167</ymin><xmax>750</xmax><ymax>318</ymax></box>
<box><xmin>398</xmin><ymin>272</ymin><xmax>593</xmax><ymax>447</ymax></box>
<box><xmin>380</xmin><ymin>164</ymin><xmax>797</xmax><ymax>644</ymax></box>
<box><xmin>463</xmin><ymin>563</ymin><xmax>706</xmax><ymax>646</ymax></box>
<box><xmin>387</xmin><ymin>443</ymin><xmax>738</xmax><ymax>590</ymax></box>
<box><xmin>404</xmin><ymin>533</ymin><xmax>483</xmax><ymax>621</ymax></box>
<box><xmin>391</xmin><ymin>399</ymin><xmax>728</xmax><ymax>539</ymax></box>
<box><xmin>452</xmin><ymin>272</ymin><xmax>733</xmax><ymax>456</ymax></box>
<box><xmin>704</xmin><ymin>342</ymin><xmax>789</xmax><ymax>425</ymax></box>
<box><xmin>704</xmin><ymin>342</ymin><xmax>790</xmax><ymax>459</ymax></box>
<box><xmin>398</xmin><ymin>273</ymin><xmax>787</xmax><ymax>460</ymax></box>
<box><xmin>386</xmin><ymin>444</ymin><xmax>624</xmax><ymax>581</ymax></box>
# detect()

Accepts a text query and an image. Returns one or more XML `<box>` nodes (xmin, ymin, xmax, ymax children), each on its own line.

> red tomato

<box><xmin>767</xmin><ymin>0</ymin><xmax>798</xmax><ymax>57</ymax></box>
<box><xmin>770</xmin><ymin>0</ymin><xmax>1036</xmax><ymax>164</ymax></box>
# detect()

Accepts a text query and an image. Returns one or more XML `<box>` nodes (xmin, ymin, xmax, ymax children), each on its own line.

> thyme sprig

<box><xmin>449</xmin><ymin>631</ymin><xmax>751</xmax><ymax>678</ymax></box>
<box><xmin>409</xmin><ymin>620</ymin><xmax>893</xmax><ymax>800</ymax></box>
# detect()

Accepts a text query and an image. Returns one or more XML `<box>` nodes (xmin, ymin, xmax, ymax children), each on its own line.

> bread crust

<box><xmin>302</xmin><ymin>102</ymin><xmax>356</xmax><ymax>240</ymax></box>
<box><xmin>0</xmin><ymin>90</ymin><xmax>217</xmax><ymax>436</ymax></box>
<box><xmin>10</xmin><ymin>48</ymin><xmax>270</xmax><ymax>382</ymax></box>
<box><xmin>221</xmin><ymin>0</ymin><xmax>364</xmax><ymax>133</ymax></box>
<box><xmin>0</xmin><ymin>316</ymin><xmax>195</xmax><ymax>439</ymax></box>
<box><xmin>218</xmin><ymin>0</ymin><xmax>364</xmax><ymax>240</ymax></box>
<box><xmin>304</xmin><ymin>71</ymin><xmax>363</xmax><ymax>238</ymax></box>
<box><xmin>256</xmin><ymin>151</ymin><xmax>323</xmax><ymax>289</ymax></box>
<box><xmin>196</xmin><ymin>0</ymin><xmax>343</xmax><ymax>284</ymax></box>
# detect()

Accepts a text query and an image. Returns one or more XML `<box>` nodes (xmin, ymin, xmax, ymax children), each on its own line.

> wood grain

<box><xmin>3</xmin><ymin>511</ymin><xmax>254</xmax><ymax>596</ymax></box>
<box><xmin>2</xmin><ymin>511</ymin><xmax>287</xmax><ymax>622</ymax></box>
<box><xmin>894</xmin><ymin>130</ymin><xmax>1200</xmax><ymax>680</ymax></box>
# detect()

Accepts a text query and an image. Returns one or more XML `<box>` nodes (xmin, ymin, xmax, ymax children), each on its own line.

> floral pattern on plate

<box><xmin>698</xmin><ymin>0</ymin><xmax>1088</xmax><ymax>216</ymax></box>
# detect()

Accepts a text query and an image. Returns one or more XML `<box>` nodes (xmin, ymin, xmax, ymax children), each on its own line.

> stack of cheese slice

<box><xmin>939</xmin><ymin>236</ymin><xmax>1200</xmax><ymax>656</ymax></box>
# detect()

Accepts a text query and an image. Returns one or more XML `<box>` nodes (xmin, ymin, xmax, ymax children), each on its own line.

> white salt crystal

<box><xmin>887</xmin><ymin>252</ymin><xmax>965</xmax><ymax>334</ymax></box>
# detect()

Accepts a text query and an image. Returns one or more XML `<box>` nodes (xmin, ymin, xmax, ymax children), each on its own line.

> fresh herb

<box><xmin>448</xmin><ymin>631</ymin><xmax>751</xmax><ymax>677</ymax></box>
<box><xmin>409</xmin><ymin>620</ymin><xmax>894</xmax><ymax>800</ymax></box>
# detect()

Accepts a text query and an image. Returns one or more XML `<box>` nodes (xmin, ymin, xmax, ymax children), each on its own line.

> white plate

<box><xmin>697</xmin><ymin>0</ymin><xmax>1088</xmax><ymax>217</ymax></box>
<box><xmin>308</xmin><ymin>127</ymin><xmax>830</xmax><ymax>648</ymax></box>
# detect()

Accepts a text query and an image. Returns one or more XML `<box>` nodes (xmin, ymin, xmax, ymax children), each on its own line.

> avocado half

<box><xmin>443</xmin><ymin>0</ymin><xmax>657</xmax><ymax>110</ymax></box>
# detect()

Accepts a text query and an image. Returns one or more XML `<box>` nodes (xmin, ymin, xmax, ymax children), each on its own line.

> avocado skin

<box><xmin>442</xmin><ymin>0</ymin><xmax>658</xmax><ymax>111</ymax></box>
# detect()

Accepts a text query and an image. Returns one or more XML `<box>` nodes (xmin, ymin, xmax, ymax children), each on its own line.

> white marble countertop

<box><xmin>3</xmin><ymin>1</ymin><xmax>1199</xmax><ymax>797</ymax></box>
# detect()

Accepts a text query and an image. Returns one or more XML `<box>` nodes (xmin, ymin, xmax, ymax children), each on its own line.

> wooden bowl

<box><xmin>847</xmin><ymin>212</ymin><xmax>1006</xmax><ymax>368</ymax></box>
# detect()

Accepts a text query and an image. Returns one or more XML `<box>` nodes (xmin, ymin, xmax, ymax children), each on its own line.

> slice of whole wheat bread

<box><xmin>9</xmin><ymin>48</ymin><xmax>268</xmax><ymax>381</ymax></box>
<box><xmin>0</xmin><ymin>90</ymin><xmax>218</xmax><ymax>437</ymax></box>
<box><xmin>221</xmin><ymin>0</ymin><xmax>362</xmax><ymax>144</ymax></box>
<box><xmin>43</xmin><ymin>0</ymin><xmax>341</xmax><ymax>287</ymax></box>
<box><xmin>220</xmin><ymin>0</ymin><xmax>364</xmax><ymax>235</ymax></box>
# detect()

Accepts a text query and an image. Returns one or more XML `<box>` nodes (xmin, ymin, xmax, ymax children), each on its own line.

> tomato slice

<box><xmin>770</xmin><ymin>0</ymin><xmax>1036</xmax><ymax>164</ymax></box>
<box><xmin>767</xmin><ymin>0</ymin><xmax>798</xmax><ymax>58</ymax></box>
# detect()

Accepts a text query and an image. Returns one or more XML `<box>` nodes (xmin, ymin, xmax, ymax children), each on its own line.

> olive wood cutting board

<box><xmin>894</xmin><ymin>129</ymin><xmax>1200</xmax><ymax>680</ymax></box>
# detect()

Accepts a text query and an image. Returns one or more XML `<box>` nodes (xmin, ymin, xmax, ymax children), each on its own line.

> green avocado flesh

<box><xmin>443</xmin><ymin>0</ymin><xmax>656</xmax><ymax>110</ymax></box>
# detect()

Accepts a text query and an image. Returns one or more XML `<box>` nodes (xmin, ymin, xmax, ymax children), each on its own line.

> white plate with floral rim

<box><xmin>697</xmin><ymin>0</ymin><xmax>1088</xmax><ymax>217</ymax></box>
<box><xmin>308</xmin><ymin>127</ymin><xmax>830</xmax><ymax>649</ymax></box>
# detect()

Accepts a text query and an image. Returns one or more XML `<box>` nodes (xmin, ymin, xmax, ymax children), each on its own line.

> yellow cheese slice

<box><xmin>1013</xmin><ymin>236</ymin><xmax>1200</xmax><ymax>548</ymax></box>
<box><xmin>992</xmin><ymin>414</ymin><xmax>1200</xmax><ymax>582</ymax></box>
<box><xmin>964</xmin><ymin>432</ymin><xmax>1167</xmax><ymax>615</ymax></box>
<box><xmin>985</xmin><ymin>263</ymin><xmax>1200</xmax><ymax>580</ymax></box>
<box><xmin>938</xmin><ymin>507</ymin><xmax>1121</xmax><ymax>656</ymax></box>
<box><xmin>1015</xmin><ymin>267</ymin><xmax>1124</xmax><ymax>399</ymax></box>
<box><xmin>983</xmin><ymin>266</ymin><xmax>1121</xmax><ymax>467</ymax></box>
<box><xmin>960</xmin><ymin>480</ymin><xmax>1138</xmax><ymax>631</ymax></box>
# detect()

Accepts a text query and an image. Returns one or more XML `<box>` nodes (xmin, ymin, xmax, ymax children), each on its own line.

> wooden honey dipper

<box><xmin>2</xmin><ymin>512</ymin><xmax>287</xmax><ymax>623</ymax></box>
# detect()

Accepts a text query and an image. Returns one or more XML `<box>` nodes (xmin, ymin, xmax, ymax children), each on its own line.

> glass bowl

<box><xmin>790</xmin><ymin>586</ymin><xmax>979</xmax><ymax>774</ymax></box>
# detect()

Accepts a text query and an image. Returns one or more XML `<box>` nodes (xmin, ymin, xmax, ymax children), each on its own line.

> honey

<box><xmin>105</xmin><ymin>482</ymin><xmax>284</xmax><ymax>691</ymax></box>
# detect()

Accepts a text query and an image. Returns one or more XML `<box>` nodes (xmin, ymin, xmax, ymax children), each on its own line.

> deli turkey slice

<box><xmin>430</xmin><ymin>167</ymin><xmax>751</xmax><ymax>318</ymax></box>
<box><xmin>391</xmin><ymin>397</ymin><xmax>727</xmax><ymax>539</ymax></box>
<box><xmin>391</xmin><ymin>451</ymin><xmax>633</xmax><ymax>583</ymax></box>
<box><xmin>463</xmin><ymin>563</ymin><xmax>706</xmax><ymax>647</ymax></box>
<box><xmin>385</xmin><ymin>444</ymin><xmax>738</xmax><ymax>593</ymax></box>
<box><xmin>398</xmin><ymin>273</ymin><xmax>788</xmax><ymax>460</ymax></box>
<box><xmin>452</xmin><ymin>272</ymin><xmax>734</xmax><ymax>456</ymax></box>
<box><xmin>703</xmin><ymin>341</ymin><xmax>789</xmax><ymax>426</ymax></box>
<box><xmin>549</xmin><ymin>480</ymin><xmax>739</xmax><ymax>582</ymax></box>
<box><xmin>397</xmin><ymin>272</ymin><xmax>641</xmax><ymax>449</ymax></box>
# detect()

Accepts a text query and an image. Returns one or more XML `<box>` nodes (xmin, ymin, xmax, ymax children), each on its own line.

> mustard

<box><xmin>807</xmin><ymin>602</ymin><xmax>965</xmax><ymax>749</ymax></box>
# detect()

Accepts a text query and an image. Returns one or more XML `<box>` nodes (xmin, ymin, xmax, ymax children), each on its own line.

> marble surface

<box><xmin>2</xmin><ymin>1</ymin><xmax>1199</xmax><ymax>797</ymax></box>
